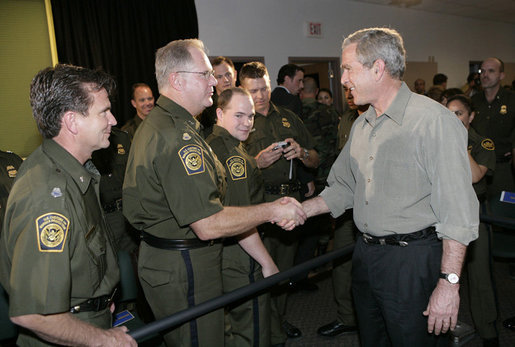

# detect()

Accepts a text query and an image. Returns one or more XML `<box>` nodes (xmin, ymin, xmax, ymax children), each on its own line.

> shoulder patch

<box><xmin>36</xmin><ymin>213</ymin><xmax>69</xmax><ymax>252</ymax></box>
<box><xmin>179</xmin><ymin>145</ymin><xmax>205</xmax><ymax>175</ymax></box>
<box><xmin>226</xmin><ymin>156</ymin><xmax>247</xmax><ymax>181</ymax></box>
<box><xmin>6</xmin><ymin>165</ymin><xmax>17</xmax><ymax>178</ymax></box>
<box><xmin>481</xmin><ymin>139</ymin><xmax>495</xmax><ymax>151</ymax></box>
<box><xmin>281</xmin><ymin>117</ymin><xmax>291</xmax><ymax>128</ymax></box>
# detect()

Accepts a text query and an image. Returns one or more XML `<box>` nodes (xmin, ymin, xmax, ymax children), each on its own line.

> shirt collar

<box><xmin>42</xmin><ymin>139</ymin><xmax>95</xmax><ymax>194</ymax></box>
<box><xmin>277</xmin><ymin>85</ymin><xmax>291</xmax><ymax>94</ymax></box>
<box><xmin>156</xmin><ymin>95</ymin><xmax>202</xmax><ymax>133</ymax></box>
<box><xmin>212</xmin><ymin>124</ymin><xmax>241</xmax><ymax>148</ymax></box>
<box><xmin>363</xmin><ymin>82</ymin><xmax>411</xmax><ymax>127</ymax></box>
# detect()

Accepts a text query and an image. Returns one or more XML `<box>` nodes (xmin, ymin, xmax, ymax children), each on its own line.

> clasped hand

<box><xmin>270</xmin><ymin>197</ymin><xmax>307</xmax><ymax>231</ymax></box>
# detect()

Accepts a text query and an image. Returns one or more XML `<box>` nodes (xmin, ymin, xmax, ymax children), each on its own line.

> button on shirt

<box><xmin>320</xmin><ymin>83</ymin><xmax>479</xmax><ymax>245</ymax></box>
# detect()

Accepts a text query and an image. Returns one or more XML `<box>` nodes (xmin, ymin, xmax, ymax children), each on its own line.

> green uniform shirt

<box><xmin>0</xmin><ymin>150</ymin><xmax>23</xmax><ymax>231</ymax></box>
<box><xmin>207</xmin><ymin>125</ymin><xmax>264</xmax><ymax>206</ymax></box>
<box><xmin>320</xmin><ymin>82</ymin><xmax>479</xmax><ymax>245</ymax></box>
<box><xmin>244</xmin><ymin>102</ymin><xmax>315</xmax><ymax>186</ymax></box>
<box><xmin>471</xmin><ymin>88</ymin><xmax>515</xmax><ymax>160</ymax></box>
<box><xmin>301</xmin><ymin>98</ymin><xmax>339</xmax><ymax>185</ymax></box>
<box><xmin>0</xmin><ymin>139</ymin><xmax>119</xmax><ymax>321</ymax></box>
<box><xmin>468</xmin><ymin>127</ymin><xmax>496</xmax><ymax>197</ymax></box>
<box><xmin>123</xmin><ymin>95</ymin><xmax>226</xmax><ymax>240</ymax></box>
<box><xmin>91</xmin><ymin>127</ymin><xmax>131</xmax><ymax>207</ymax></box>
<box><xmin>121</xmin><ymin>115</ymin><xmax>143</xmax><ymax>140</ymax></box>
<box><xmin>338</xmin><ymin>109</ymin><xmax>360</xmax><ymax>151</ymax></box>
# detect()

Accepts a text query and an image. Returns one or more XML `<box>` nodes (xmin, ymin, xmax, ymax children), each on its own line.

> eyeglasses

<box><xmin>175</xmin><ymin>70</ymin><xmax>215</xmax><ymax>80</ymax></box>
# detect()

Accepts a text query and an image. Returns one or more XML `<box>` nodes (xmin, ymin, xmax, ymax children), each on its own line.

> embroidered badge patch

<box><xmin>282</xmin><ymin>117</ymin><xmax>291</xmax><ymax>128</ymax></box>
<box><xmin>117</xmin><ymin>144</ymin><xmax>125</xmax><ymax>155</ymax></box>
<box><xmin>36</xmin><ymin>213</ymin><xmax>69</xmax><ymax>252</ymax></box>
<box><xmin>6</xmin><ymin>165</ymin><xmax>17</xmax><ymax>178</ymax></box>
<box><xmin>481</xmin><ymin>139</ymin><xmax>495</xmax><ymax>151</ymax></box>
<box><xmin>179</xmin><ymin>145</ymin><xmax>205</xmax><ymax>175</ymax></box>
<box><xmin>226</xmin><ymin>156</ymin><xmax>247</xmax><ymax>181</ymax></box>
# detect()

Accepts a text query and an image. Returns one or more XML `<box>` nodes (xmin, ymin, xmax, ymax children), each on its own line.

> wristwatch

<box><xmin>440</xmin><ymin>272</ymin><xmax>460</xmax><ymax>284</ymax></box>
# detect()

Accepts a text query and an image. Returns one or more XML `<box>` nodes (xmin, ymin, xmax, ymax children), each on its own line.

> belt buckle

<box><xmin>398</xmin><ymin>241</ymin><xmax>408</xmax><ymax>247</ymax></box>
<box><xmin>70</xmin><ymin>305</ymin><xmax>81</xmax><ymax>313</ymax></box>
<box><xmin>379</xmin><ymin>238</ymin><xmax>386</xmax><ymax>246</ymax></box>
<box><xmin>362</xmin><ymin>234</ymin><xmax>372</xmax><ymax>244</ymax></box>
<box><xmin>279</xmin><ymin>184</ymin><xmax>289</xmax><ymax>195</ymax></box>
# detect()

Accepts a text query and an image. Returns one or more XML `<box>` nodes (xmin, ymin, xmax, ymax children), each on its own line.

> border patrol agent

<box><xmin>0</xmin><ymin>64</ymin><xmax>136</xmax><ymax>346</ymax></box>
<box><xmin>123</xmin><ymin>39</ymin><xmax>306</xmax><ymax>347</ymax></box>
<box><xmin>0</xmin><ymin>150</ymin><xmax>23</xmax><ymax>231</ymax></box>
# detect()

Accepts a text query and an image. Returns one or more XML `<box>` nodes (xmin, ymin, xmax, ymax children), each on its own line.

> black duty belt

<box><xmin>103</xmin><ymin>198</ymin><xmax>122</xmax><ymax>213</ymax></box>
<box><xmin>70</xmin><ymin>289</ymin><xmax>116</xmax><ymax>313</ymax></box>
<box><xmin>264</xmin><ymin>182</ymin><xmax>301</xmax><ymax>195</ymax></box>
<box><xmin>362</xmin><ymin>226</ymin><xmax>436</xmax><ymax>247</ymax></box>
<box><xmin>141</xmin><ymin>231</ymin><xmax>221</xmax><ymax>250</ymax></box>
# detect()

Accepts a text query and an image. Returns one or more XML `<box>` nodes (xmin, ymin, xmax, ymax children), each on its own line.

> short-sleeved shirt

<box><xmin>320</xmin><ymin>82</ymin><xmax>479</xmax><ymax>245</ymax></box>
<box><xmin>123</xmin><ymin>95</ymin><xmax>226</xmax><ymax>240</ymax></box>
<box><xmin>0</xmin><ymin>139</ymin><xmax>119</xmax><ymax>320</ymax></box>
<box><xmin>244</xmin><ymin>102</ymin><xmax>315</xmax><ymax>186</ymax></box>
<box><xmin>121</xmin><ymin>115</ymin><xmax>143</xmax><ymax>140</ymax></box>
<box><xmin>301</xmin><ymin>98</ymin><xmax>339</xmax><ymax>184</ymax></box>
<box><xmin>0</xmin><ymin>150</ymin><xmax>23</xmax><ymax>230</ymax></box>
<box><xmin>471</xmin><ymin>88</ymin><xmax>515</xmax><ymax>160</ymax></box>
<box><xmin>468</xmin><ymin>127</ymin><xmax>496</xmax><ymax>197</ymax></box>
<box><xmin>207</xmin><ymin>125</ymin><xmax>264</xmax><ymax>206</ymax></box>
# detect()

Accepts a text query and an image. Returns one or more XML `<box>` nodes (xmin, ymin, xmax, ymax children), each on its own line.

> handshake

<box><xmin>269</xmin><ymin>197</ymin><xmax>309</xmax><ymax>231</ymax></box>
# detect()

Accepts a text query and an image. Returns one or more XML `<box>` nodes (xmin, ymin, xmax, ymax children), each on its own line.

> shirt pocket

<box><xmin>84</xmin><ymin>224</ymin><xmax>107</xmax><ymax>289</ymax></box>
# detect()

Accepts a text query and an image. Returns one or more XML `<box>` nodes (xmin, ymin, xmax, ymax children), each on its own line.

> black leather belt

<box><xmin>265</xmin><ymin>182</ymin><xmax>301</xmax><ymax>195</ymax></box>
<box><xmin>362</xmin><ymin>226</ymin><xmax>436</xmax><ymax>247</ymax></box>
<box><xmin>70</xmin><ymin>290</ymin><xmax>116</xmax><ymax>313</ymax></box>
<box><xmin>141</xmin><ymin>231</ymin><xmax>221</xmax><ymax>250</ymax></box>
<box><xmin>103</xmin><ymin>198</ymin><xmax>122</xmax><ymax>213</ymax></box>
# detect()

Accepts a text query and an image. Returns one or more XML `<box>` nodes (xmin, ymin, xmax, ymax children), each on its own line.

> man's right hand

<box><xmin>102</xmin><ymin>326</ymin><xmax>138</xmax><ymax>346</ymax></box>
<box><xmin>270</xmin><ymin>197</ymin><xmax>306</xmax><ymax>230</ymax></box>
<box><xmin>255</xmin><ymin>143</ymin><xmax>284</xmax><ymax>169</ymax></box>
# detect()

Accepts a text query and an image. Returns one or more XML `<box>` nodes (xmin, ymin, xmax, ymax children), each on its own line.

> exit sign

<box><xmin>306</xmin><ymin>22</ymin><xmax>323</xmax><ymax>38</ymax></box>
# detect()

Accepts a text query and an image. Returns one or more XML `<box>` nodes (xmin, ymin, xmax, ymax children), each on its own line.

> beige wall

<box><xmin>0</xmin><ymin>0</ymin><xmax>51</xmax><ymax>158</ymax></box>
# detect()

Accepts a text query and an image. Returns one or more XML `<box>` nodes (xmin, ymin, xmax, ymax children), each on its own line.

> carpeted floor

<box><xmin>284</xmin><ymin>260</ymin><xmax>515</xmax><ymax>346</ymax></box>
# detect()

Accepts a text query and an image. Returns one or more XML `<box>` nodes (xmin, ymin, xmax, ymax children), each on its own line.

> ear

<box><xmin>469</xmin><ymin>111</ymin><xmax>475</xmax><ymax>123</ymax></box>
<box><xmin>169</xmin><ymin>72</ymin><xmax>182</xmax><ymax>91</ymax></box>
<box><xmin>216</xmin><ymin>107</ymin><xmax>223</xmax><ymax>123</ymax></box>
<box><xmin>373</xmin><ymin>59</ymin><xmax>386</xmax><ymax>81</ymax></box>
<box><xmin>131</xmin><ymin>99</ymin><xmax>137</xmax><ymax>108</ymax></box>
<box><xmin>62</xmin><ymin>111</ymin><xmax>79</xmax><ymax>135</ymax></box>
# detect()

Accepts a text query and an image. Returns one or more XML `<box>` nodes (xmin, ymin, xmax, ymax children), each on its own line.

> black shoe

<box><xmin>282</xmin><ymin>320</ymin><xmax>302</xmax><ymax>338</ymax></box>
<box><xmin>483</xmin><ymin>337</ymin><xmax>499</xmax><ymax>347</ymax></box>
<box><xmin>504</xmin><ymin>316</ymin><xmax>515</xmax><ymax>330</ymax></box>
<box><xmin>317</xmin><ymin>320</ymin><xmax>357</xmax><ymax>337</ymax></box>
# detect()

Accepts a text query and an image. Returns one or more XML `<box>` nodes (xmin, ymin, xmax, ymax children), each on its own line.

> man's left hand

<box><xmin>423</xmin><ymin>281</ymin><xmax>460</xmax><ymax>335</ymax></box>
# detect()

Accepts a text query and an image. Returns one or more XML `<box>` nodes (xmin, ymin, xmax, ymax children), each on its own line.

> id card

<box><xmin>500</xmin><ymin>191</ymin><xmax>515</xmax><ymax>204</ymax></box>
<box><xmin>113</xmin><ymin>310</ymin><xmax>135</xmax><ymax>327</ymax></box>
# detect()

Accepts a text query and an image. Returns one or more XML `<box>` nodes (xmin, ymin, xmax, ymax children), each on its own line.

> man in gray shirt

<box><xmin>301</xmin><ymin>27</ymin><xmax>478</xmax><ymax>346</ymax></box>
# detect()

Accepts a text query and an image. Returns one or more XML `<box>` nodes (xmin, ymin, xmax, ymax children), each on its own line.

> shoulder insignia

<box><xmin>281</xmin><ymin>117</ymin><xmax>291</xmax><ymax>128</ymax></box>
<box><xmin>183</xmin><ymin>132</ymin><xmax>192</xmax><ymax>141</ymax></box>
<box><xmin>481</xmin><ymin>139</ymin><xmax>495</xmax><ymax>151</ymax></box>
<box><xmin>467</xmin><ymin>145</ymin><xmax>473</xmax><ymax>151</ymax></box>
<box><xmin>36</xmin><ymin>213</ymin><xmax>69</xmax><ymax>252</ymax></box>
<box><xmin>226</xmin><ymin>156</ymin><xmax>247</xmax><ymax>181</ymax></box>
<box><xmin>6</xmin><ymin>165</ymin><xmax>17</xmax><ymax>178</ymax></box>
<box><xmin>179</xmin><ymin>145</ymin><xmax>205</xmax><ymax>175</ymax></box>
<box><xmin>117</xmin><ymin>143</ymin><xmax>125</xmax><ymax>155</ymax></box>
<box><xmin>500</xmin><ymin>105</ymin><xmax>507</xmax><ymax>115</ymax></box>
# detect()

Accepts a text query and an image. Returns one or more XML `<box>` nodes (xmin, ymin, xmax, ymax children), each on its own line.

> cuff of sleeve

<box><xmin>435</xmin><ymin>223</ymin><xmax>479</xmax><ymax>246</ymax></box>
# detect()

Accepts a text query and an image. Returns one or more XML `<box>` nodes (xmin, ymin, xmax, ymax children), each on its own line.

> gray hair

<box><xmin>155</xmin><ymin>39</ymin><xmax>206</xmax><ymax>91</ymax></box>
<box><xmin>342</xmin><ymin>28</ymin><xmax>406</xmax><ymax>79</ymax></box>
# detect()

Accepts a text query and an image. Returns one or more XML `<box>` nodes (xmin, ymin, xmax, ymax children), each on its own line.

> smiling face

<box><xmin>340</xmin><ymin>43</ymin><xmax>376</xmax><ymax>106</ymax></box>
<box><xmin>76</xmin><ymin>87</ymin><xmax>117</xmax><ymax>152</ymax></box>
<box><xmin>214</xmin><ymin>62</ymin><xmax>236</xmax><ymax>95</ymax></box>
<box><xmin>217</xmin><ymin>93</ymin><xmax>255</xmax><ymax>142</ymax></box>
<box><xmin>240</xmin><ymin>75</ymin><xmax>271</xmax><ymax>115</ymax></box>
<box><xmin>131</xmin><ymin>86</ymin><xmax>154</xmax><ymax>119</ymax></box>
